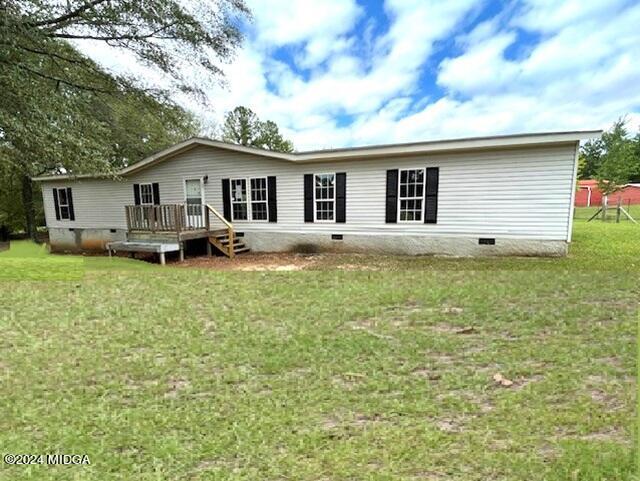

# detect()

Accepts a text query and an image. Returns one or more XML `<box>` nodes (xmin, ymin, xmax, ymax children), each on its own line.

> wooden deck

<box><xmin>107</xmin><ymin>240</ymin><xmax>181</xmax><ymax>265</ymax></box>
<box><xmin>122</xmin><ymin>204</ymin><xmax>248</xmax><ymax>263</ymax></box>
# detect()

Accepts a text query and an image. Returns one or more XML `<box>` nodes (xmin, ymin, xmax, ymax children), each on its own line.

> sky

<box><xmin>78</xmin><ymin>0</ymin><xmax>640</xmax><ymax>151</ymax></box>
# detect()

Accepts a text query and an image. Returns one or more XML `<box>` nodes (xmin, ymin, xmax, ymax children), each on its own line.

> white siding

<box><xmin>42</xmin><ymin>142</ymin><xmax>578</xmax><ymax>241</ymax></box>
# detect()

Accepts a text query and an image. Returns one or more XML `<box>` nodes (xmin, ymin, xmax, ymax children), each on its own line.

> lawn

<box><xmin>0</xmin><ymin>217</ymin><xmax>637</xmax><ymax>480</ymax></box>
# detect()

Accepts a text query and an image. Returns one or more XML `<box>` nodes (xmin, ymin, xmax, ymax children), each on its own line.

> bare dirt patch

<box><xmin>176</xmin><ymin>253</ymin><xmax>318</xmax><ymax>271</ymax></box>
<box><xmin>429</xmin><ymin>323</ymin><xmax>477</xmax><ymax>335</ymax></box>
<box><xmin>164</xmin><ymin>377</ymin><xmax>190</xmax><ymax>398</ymax></box>
<box><xmin>175</xmin><ymin>252</ymin><xmax>398</xmax><ymax>271</ymax></box>
<box><xmin>554</xmin><ymin>426</ymin><xmax>631</xmax><ymax>445</ymax></box>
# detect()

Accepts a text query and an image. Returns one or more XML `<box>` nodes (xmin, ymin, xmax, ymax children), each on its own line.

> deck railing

<box><xmin>125</xmin><ymin>204</ymin><xmax>207</xmax><ymax>232</ymax></box>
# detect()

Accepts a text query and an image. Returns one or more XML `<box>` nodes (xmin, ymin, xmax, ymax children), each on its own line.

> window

<box><xmin>230</xmin><ymin>177</ymin><xmax>269</xmax><ymax>221</ymax></box>
<box><xmin>398</xmin><ymin>169</ymin><xmax>424</xmax><ymax>221</ymax></box>
<box><xmin>250</xmin><ymin>178</ymin><xmax>268</xmax><ymax>221</ymax></box>
<box><xmin>139</xmin><ymin>183</ymin><xmax>154</xmax><ymax>205</ymax></box>
<box><xmin>314</xmin><ymin>173</ymin><xmax>335</xmax><ymax>221</ymax></box>
<box><xmin>231</xmin><ymin>179</ymin><xmax>248</xmax><ymax>220</ymax></box>
<box><xmin>58</xmin><ymin>188</ymin><xmax>70</xmax><ymax>220</ymax></box>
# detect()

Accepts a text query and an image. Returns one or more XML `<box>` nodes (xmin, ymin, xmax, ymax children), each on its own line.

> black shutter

<box><xmin>222</xmin><ymin>178</ymin><xmax>231</xmax><ymax>220</ymax></box>
<box><xmin>424</xmin><ymin>167</ymin><xmax>439</xmax><ymax>224</ymax></box>
<box><xmin>66</xmin><ymin>188</ymin><xmax>75</xmax><ymax>221</ymax></box>
<box><xmin>336</xmin><ymin>172</ymin><xmax>346</xmax><ymax>223</ymax></box>
<box><xmin>53</xmin><ymin>188</ymin><xmax>61</xmax><ymax>220</ymax></box>
<box><xmin>133</xmin><ymin>184</ymin><xmax>141</xmax><ymax>205</ymax></box>
<box><xmin>304</xmin><ymin>174</ymin><xmax>314</xmax><ymax>223</ymax></box>
<box><xmin>152</xmin><ymin>183</ymin><xmax>160</xmax><ymax>205</ymax></box>
<box><xmin>385</xmin><ymin>169</ymin><xmax>398</xmax><ymax>223</ymax></box>
<box><xmin>267</xmin><ymin>176</ymin><xmax>277</xmax><ymax>223</ymax></box>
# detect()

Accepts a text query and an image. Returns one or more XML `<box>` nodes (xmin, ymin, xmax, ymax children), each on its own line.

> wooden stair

<box><xmin>207</xmin><ymin>228</ymin><xmax>250</xmax><ymax>258</ymax></box>
<box><xmin>204</xmin><ymin>205</ymin><xmax>249</xmax><ymax>259</ymax></box>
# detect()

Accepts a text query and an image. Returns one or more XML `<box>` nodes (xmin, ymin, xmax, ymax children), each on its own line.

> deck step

<box><xmin>219</xmin><ymin>238</ymin><xmax>244</xmax><ymax>246</ymax></box>
<box><xmin>207</xmin><ymin>236</ymin><xmax>250</xmax><ymax>257</ymax></box>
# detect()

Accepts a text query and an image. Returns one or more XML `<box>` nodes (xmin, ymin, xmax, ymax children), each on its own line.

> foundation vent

<box><xmin>478</xmin><ymin>238</ymin><xmax>496</xmax><ymax>245</ymax></box>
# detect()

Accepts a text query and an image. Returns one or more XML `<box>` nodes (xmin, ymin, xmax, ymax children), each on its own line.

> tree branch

<box><xmin>28</xmin><ymin>0</ymin><xmax>111</xmax><ymax>29</ymax></box>
<box><xmin>1</xmin><ymin>60</ymin><xmax>113</xmax><ymax>94</ymax></box>
<box><xmin>48</xmin><ymin>22</ymin><xmax>178</xmax><ymax>42</ymax></box>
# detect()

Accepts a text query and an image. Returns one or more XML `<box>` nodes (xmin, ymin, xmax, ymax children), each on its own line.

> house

<box><xmin>34</xmin><ymin>130</ymin><xmax>601</xmax><ymax>260</ymax></box>
<box><xmin>575</xmin><ymin>179</ymin><xmax>640</xmax><ymax>207</ymax></box>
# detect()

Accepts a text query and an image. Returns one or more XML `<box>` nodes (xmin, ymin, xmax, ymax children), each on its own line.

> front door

<box><xmin>185</xmin><ymin>178</ymin><xmax>204</xmax><ymax>228</ymax></box>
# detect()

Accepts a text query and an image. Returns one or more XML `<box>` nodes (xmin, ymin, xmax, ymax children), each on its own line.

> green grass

<box><xmin>0</xmin><ymin>218</ymin><xmax>637</xmax><ymax>480</ymax></box>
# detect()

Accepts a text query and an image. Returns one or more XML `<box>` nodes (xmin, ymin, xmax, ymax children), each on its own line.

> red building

<box><xmin>575</xmin><ymin>179</ymin><xmax>640</xmax><ymax>207</ymax></box>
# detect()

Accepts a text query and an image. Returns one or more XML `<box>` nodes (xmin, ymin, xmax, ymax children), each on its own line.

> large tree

<box><xmin>0</xmin><ymin>54</ymin><xmax>200</xmax><ymax>235</ymax></box>
<box><xmin>222</xmin><ymin>106</ymin><xmax>294</xmax><ymax>152</ymax></box>
<box><xmin>1</xmin><ymin>0</ymin><xmax>249</xmax><ymax>96</ymax></box>
<box><xmin>0</xmin><ymin>0</ymin><xmax>249</xmax><ymax>238</ymax></box>
<box><xmin>578</xmin><ymin>118</ymin><xmax>640</xmax><ymax>196</ymax></box>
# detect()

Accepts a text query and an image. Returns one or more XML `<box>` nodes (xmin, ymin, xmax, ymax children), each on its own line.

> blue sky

<box><xmin>81</xmin><ymin>0</ymin><xmax>640</xmax><ymax>150</ymax></box>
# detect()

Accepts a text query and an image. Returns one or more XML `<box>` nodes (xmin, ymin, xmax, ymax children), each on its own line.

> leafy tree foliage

<box><xmin>221</xmin><ymin>106</ymin><xmax>260</xmax><ymax>147</ymax></box>
<box><xmin>222</xmin><ymin>106</ymin><xmax>294</xmax><ymax>152</ymax></box>
<box><xmin>0</xmin><ymin>53</ymin><xmax>199</xmax><ymax>234</ymax></box>
<box><xmin>256</xmin><ymin>120</ymin><xmax>294</xmax><ymax>153</ymax></box>
<box><xmin>578</xmin><ymin>118</ymin><xmax>640</xmax><ymax>195</ymax></box>
<box><xmin>0</xmin><ymin>0</ymin><xmax>249</xmax><ymax>238</ymax></box>
<box><xmin>1</xmin><ymin>0</ymin><xmax>249</xmax><ymax>96</ymax></box>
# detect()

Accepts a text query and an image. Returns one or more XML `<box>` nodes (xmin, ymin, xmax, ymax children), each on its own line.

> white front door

<box><xmin>185</xmin><ymin>178</ymin><xmax>204</xmax><ymax>228</ymax></box>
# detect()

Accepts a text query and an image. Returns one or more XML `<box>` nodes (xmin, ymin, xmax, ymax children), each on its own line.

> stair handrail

<box><xmin>205</xmin><ymin>204</ymin><xmax>235</xmax><ymax>258</ymax></box>
<box><xmin>205</xmin><ymin>204</ymin><xmax>232</xmax><ymax>229</ymax></box>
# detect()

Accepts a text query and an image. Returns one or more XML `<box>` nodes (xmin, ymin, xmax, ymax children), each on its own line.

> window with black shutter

<box><xmin>53</xmin><ymin>187</ymin><xmax>74</xmax><ymax>221</ymax></box>
<box><xmin>398</xmin><ymin>169</ymin><xmax>425</xmax><ymax>221</ymax></box>
<box><xmin>226</xmin><ymin>177</ymin><xmax>273</xmax><ymax>221</ymax></box>
<box><xmin>313</xmin><ymin>173</ymin><xmax>336</xmax><ymax>221</ymax></box>
<box><xmin>138</xmin><ymin>183</ymin><xmax>154</xmax><ymax>205</ymax></box>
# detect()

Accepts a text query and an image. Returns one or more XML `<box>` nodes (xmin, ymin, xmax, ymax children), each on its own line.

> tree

<box><xmin>632</xmin><ymin>130</ymin><xmax>640</xmax><ymax>183</ymax></box>
<box><xmin>578</xmin><ymin>118</ymin><xmax>640</xmax><ymax>195</ymax></box>
<box><xmin>221</xmin><ymin>106</ymin><xmax>260</xmax><ymax>147</ymax></box>
<box><xmin>221</xmin><ymin>106</ymin><xmax>294</xmax><ymax>152</ymax></box>
<box><xmin>0</xmin><ymin>45</ymin><xmax>199</xmax><ymax>237</ymax></box>
<box><xmin>587</xmin><ymin>119</ymin><xmax>639</xmax><ymax>196</ymax></box>
<box><xmin>1</xmin><ymin>1</ymin><xmax>249</xmax><ymax>239</ymax></box>
<box><xmin>578</xmin><ymin>137</ymin><xmax>604</xmax><ymax>180</ymax></box>
<box><xmin>256</xmin><ymin>120</ymin><xmax>294</xmax><ymax>153</ymax></box>
<box><xmin>1</xmin><ymin>0</ymin><xmax>250</xmax><ymax>97</ymax></box>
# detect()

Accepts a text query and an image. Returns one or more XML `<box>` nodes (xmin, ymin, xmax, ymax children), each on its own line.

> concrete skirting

<box><xmin>48</xmin><ymin>227</ymin><xmax>126</xmax><ymax>252</ymax></box>
<box><xmin>48</xmin><ymin>227</ymin><xmax>569</xmax><ymax>257</ymax></box>
<box><xmin>241</xmin><ymin>231</ymin><xmax>568</xmax><ymax>257</ymax></box>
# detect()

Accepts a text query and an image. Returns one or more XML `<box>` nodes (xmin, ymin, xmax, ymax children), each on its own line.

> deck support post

<box><xmin>206</xmin><ymin>241</ymin><xmax>212</xmax><ymax>257</ymax></box>
<box><xmin>179</xmin><ymin>243</ymin><xmax>185</xmax><ymax>262</ymax></box>
<box><xmin>159</xmin><ymin>252</ymin><xmax>166</xmax><ymax>265</ymax></box>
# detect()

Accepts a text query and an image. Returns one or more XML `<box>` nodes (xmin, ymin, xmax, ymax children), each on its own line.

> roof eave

<box><xmin>292</xmin><ymin>131</ymin><xmax>602</xmax><ymax>162</ymax></box>
<box><xmin>32</xmin><ymin>130</ymin><xmax>602</xmax><ymax>181</ymax></box>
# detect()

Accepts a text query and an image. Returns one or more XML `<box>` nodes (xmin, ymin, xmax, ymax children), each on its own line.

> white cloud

<box><xmin>438</xmin><ymin>32</ymin><xmax>518</xmax><ymax>95</ymax></box>
<box><xmin>73</xmin><ymin>0</ymin><xmax>640</xmax><ymax>150</ymax></box>
<box><xmin>246</xmin><ymin>0</ymin><xmax>362</xmax><ymax>68</ymax></box>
